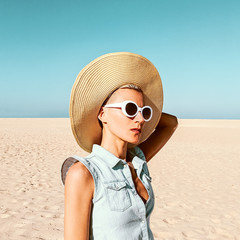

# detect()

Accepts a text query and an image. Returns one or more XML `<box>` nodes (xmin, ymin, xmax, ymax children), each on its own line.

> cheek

<box><xmin>107</xmin><ymin>111</ymin><xmax>130</xmax><ymax>132</ymax></box>
<box><xmin>105</xmin><ymin>111</ymin><xmax>141</xmax><ymax>144</ymax></box>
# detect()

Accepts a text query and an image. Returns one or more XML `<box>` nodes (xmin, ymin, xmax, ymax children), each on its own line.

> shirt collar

<box><xmin>128</xmin><ymin>148</ymin><xmax>146</xmax><ymax>173</ymax></box>
<box><xmin>92</xmin><ymin>144</ymin><xmax>123</xmax><ymax>168</ymax></box>
<box><xmin>92</xmin><ymin>144</ymin><xmax>146</xmax><ymax>172</ymax></box>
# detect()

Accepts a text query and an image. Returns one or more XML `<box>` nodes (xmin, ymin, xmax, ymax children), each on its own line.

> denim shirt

<box><xmin>61</xmin><ymin>144</ymin><xmax>155</xmax><ymax>240</ymax></box>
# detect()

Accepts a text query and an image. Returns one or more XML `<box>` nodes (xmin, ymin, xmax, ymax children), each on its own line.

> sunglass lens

<box><xmin>125</xmin><ymin>102</ymin><xmax>137</xmax><ymax>116</ymax></box>
<box><xmin>142</xmin><ymin>107</ymin><xmax>151</xmax><ymax>120</ymax></box>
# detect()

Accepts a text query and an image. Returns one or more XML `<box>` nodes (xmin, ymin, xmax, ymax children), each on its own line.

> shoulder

<box><xmin>65</xmin><ymin>161</ymin><xmax>94</xmax><ymax>185</ymax></box>
<box><xmin>65</xmin><ymin>160</ymin><xmax>94</xmax><ymax>197</ymax></box>
<box><xmin>61</xmin><ymin>155</ymin><xmax>97</xmax><ymax>184</ymax></box>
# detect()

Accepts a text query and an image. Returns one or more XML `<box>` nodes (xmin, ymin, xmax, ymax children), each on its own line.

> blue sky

<box><xmin>0</xmin><ymin>0</ymin><xmax>239</xmax><ymax>119</ymax></box>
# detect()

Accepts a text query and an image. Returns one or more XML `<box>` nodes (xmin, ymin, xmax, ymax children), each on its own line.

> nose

<box><xmin>135</xmin><ymin>110</ymin><xmax>145</xmax><ymax>123</ymax></box>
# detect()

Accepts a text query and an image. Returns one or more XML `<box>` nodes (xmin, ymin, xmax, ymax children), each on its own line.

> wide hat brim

<box><xmin>70</xmin><ymin>52</ymin><xmax>163</xmax><ymax>153</ymax></box>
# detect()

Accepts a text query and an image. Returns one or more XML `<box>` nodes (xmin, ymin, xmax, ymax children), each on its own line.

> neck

<box><xmin>100</xmin><ymin>130</ymin><xmax>128</xmax><ymax>161</ymax></box>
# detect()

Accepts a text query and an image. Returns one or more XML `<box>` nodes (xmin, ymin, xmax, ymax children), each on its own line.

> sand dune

<box><xmin>0</xmin><ymin>118</ymin><xmax>240</xmax><ymax>240</ymax></box>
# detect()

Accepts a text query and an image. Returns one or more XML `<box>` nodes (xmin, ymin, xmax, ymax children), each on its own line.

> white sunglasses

<box><xmin>103</xmin><ymin>100</ymin><xmax>153</xmax><ymax>122</ymax></box>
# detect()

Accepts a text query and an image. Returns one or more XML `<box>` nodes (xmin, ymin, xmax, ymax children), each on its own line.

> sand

<box><xmin>0</xmin><ymin>118</ymin><xmax>240</xmax><ymax>240</ymax></box>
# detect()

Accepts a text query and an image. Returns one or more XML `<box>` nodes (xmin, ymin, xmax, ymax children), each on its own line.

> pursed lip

<box><xmin>130</xmin><ymin>128</ymin><xmax>142</xmax><ymax>134</ymax></box>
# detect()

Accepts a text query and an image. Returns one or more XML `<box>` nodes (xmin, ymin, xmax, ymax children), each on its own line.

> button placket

<box><xmin>123</xmin><ymin>162</ymin><xmax>149</xmax><ymax>239</ymax></box>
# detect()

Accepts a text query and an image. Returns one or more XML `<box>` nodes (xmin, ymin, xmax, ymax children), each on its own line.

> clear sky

<box><xmin>0</xmin><ymin>0</ymin><xmax>239</xmax><ymax>119</ymax></box>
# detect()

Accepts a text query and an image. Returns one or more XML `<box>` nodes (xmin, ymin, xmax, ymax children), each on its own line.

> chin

<box><xmin>127</xmin><ymin>137</ymin><xmax>140</xmax><ymax>145</ymax></box>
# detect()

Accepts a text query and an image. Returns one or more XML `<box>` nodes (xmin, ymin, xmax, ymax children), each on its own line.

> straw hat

<box><xmin>70</xmin><ymin>52</ymin><xmax>163</xmax><ymax>152</ymax></box>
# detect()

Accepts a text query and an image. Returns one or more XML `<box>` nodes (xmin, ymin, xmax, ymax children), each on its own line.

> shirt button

<box><xmin>124</xmin><ymin>164</ymin><xmax>127</xmax><ymax>168</ymax></box>
<box><xmin>142</xmin><ymin>220</ymin><xmax>145</xmax><ymax>223</ymax></box>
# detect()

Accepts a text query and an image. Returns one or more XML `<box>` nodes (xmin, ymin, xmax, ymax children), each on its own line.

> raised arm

<box><xmin>64</xmin><ymin>162</ymin><xmax>94</xmax><ymax>240</ymax></box>
<box><xmin>139</xmin><ymin>112</ymin><xmax>178</xmax><ymax>162</ymax></box>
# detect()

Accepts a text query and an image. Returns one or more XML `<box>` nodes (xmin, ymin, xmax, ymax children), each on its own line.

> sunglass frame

<box><xmin>103</xmin><ymin>100</ymin><xmax>153</xmax><ymax>122</ymax></box>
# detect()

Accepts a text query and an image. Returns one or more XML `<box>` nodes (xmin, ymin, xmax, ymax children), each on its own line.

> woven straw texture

<box><xmin>70</xmin><ymin>52</ymin><xmax>163</xmax><ymax>152</ymax></box>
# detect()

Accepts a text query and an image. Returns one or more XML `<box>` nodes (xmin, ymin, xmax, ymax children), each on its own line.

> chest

<box><xmin>91</xmin><ymin>156</ymin><xmax>155</xmax><ymax>215</ymax></box>
<box><xmin>127</xmin><ymin>162</ymin><xmax>149</xmax><ymax>204</ymax></box>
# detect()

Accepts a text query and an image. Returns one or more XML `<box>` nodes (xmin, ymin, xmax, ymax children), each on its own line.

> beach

<box><xmin>0</xmin><ymin>118</ymin><xmax>240</xmax><ymax>240</ymax></box>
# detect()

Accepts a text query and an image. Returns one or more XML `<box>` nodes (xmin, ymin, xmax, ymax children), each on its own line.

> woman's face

<box><xmin>99</xmin><ymin>88</ymin><xmax>145</xmax><ymax>145</ymax></box>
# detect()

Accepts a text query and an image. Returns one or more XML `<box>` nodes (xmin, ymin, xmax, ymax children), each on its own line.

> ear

<box><xmin>98</xmin><ymin>107</ymin><xmax>107</xmax><ymax>124</ymax></box>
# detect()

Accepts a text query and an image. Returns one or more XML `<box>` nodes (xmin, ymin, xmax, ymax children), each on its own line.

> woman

<box><xmin>61</xmin><ymin>52</ymin><xmax>178</xmax><ymax>240</ymax></box>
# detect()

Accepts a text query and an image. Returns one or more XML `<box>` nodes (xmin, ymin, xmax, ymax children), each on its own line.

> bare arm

<box><xmin>139</xmin><ymin>112</ymin><xmax>178</xmax><ymax>162</ymax></box>
<box><xmin>64</xmin><ymin>162</ymin><xmax>94</xmax><ymax>240</ymax></box>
